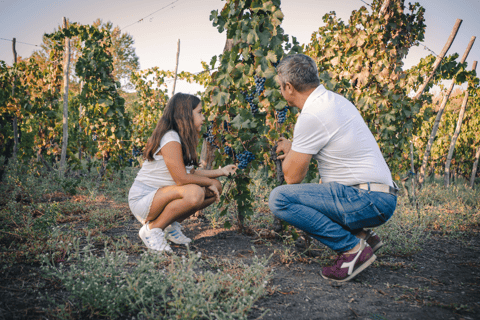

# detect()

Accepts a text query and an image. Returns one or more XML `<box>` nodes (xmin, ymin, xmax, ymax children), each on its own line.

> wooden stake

<box><xmin>445</xmin><ymin>59</ymin><xmax>477</xmax><ymax>187</ymax></box>
<box><xmin>12</xmin><ymin>38</ymin><xmax>19</xmax><ymax>158</ymax></box>
<box><xmin>410</xmin><ymin>141</ymin><xmax>416</xmax><ymax>203</ymax></box>
<box><xmin>172</xmin><ymin>39</ymin><xmax>180</xmax><ymax>95</ymax></box>
<box><xmin>470</xmin><ymin>146</ymin><xmax>480</xmax><ymax>188</ymax></box>
<box><xmin>417</xmin><ymin>33</ymin><xmax>474</xmax><ymax>187</ymax></box>
<box><xmin>78</xmin><ymin>81</ymin><xmax>84</xmax><ymax>161</ymax></box>
<box><xmin>379</xmin><ymin>0</ymin><xmax>391</xmax><ymax>16</ymax></box>
<box><xmin>413</xmin><ymin>19</ymin><xmax>462</xmax><ymax>101</ymax></box>
<box><xmin>59</xmin><ymin>17</ymin><xmax>70</xmax><ymax>174</ymax></box>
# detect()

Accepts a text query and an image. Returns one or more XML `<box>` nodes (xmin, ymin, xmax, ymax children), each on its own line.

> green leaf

<box><xmin>211</xmin><ymin>91</ymin><xmax>230</xmax><ymax>107</ymax></box>
<box><xmin>266</xmin><ymin>51</ymin><xmax>277</xmax><ymax>64</ymax></box>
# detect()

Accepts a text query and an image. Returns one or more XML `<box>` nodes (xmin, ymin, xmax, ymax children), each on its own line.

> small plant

<box><xmin>42</xmin><ymin>241</ymin><xmax>272</xmax><ymax>319</ymax></box>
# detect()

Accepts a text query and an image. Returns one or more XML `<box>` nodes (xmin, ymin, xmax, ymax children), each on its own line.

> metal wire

<box><xmin>0</xmin><ymin>37</ymin><xmax>39</xmax><ymax>47</ymax></box>
<box><xmin>121</xmin><ymin>0</ymin><xmax>180</xmax><ymax>30</ymax></box>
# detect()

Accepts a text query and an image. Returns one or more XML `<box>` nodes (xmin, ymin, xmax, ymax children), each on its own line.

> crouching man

<box><xmin>269</xmin><ymin>54</ymin><xmax>398</xmax><ymax>282</ymax></box>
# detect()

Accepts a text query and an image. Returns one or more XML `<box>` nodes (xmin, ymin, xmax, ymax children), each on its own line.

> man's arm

<box><xmin>276</xmin><ymin>137</ymin><xmax>312</xmax><ymax>184</ymax></box>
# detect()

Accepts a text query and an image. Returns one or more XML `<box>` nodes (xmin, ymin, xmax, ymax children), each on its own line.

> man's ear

<box><xmin>284</xmin><ymin>82</ymin><xmax>295</xmax><ymax>95</ymax></box>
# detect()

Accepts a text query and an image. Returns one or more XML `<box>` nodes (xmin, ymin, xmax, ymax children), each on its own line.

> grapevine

<box><xmin>204</xmin><ymin>0</ymin><xmax>302</xmax><ymax>226</ymax></box>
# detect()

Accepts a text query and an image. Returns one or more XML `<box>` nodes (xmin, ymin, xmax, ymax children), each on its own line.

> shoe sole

<box><xmin>371</xmin><ymin>241</ymin><xmax>384</xmax><ymax>253</ymax></box>
<box><xmin>321</xmin><ymin>254</ymin><xmax>377</xmax><ymax>283</ymax></box>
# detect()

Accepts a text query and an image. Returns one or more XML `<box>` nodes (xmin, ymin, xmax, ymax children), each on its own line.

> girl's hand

<box><xmin>220</xmin><ymin>164</ymin><xmax>237</xmax><ymax>177</ymax></box>
<box><xmin>207</xmin><ymin>184</ymin><xmax>220</xmax><ymax>202</ymax></box>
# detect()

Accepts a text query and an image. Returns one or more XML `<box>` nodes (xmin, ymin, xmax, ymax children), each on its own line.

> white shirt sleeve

<box><xmin>291</xmin><ymin>113</ymin><xmax>330</xmax><ymax>155</ymax></box>
<box><xmin>156</xmin><ymin>130</ymin><xmax>182</xmax><ymax>154</ymax></box>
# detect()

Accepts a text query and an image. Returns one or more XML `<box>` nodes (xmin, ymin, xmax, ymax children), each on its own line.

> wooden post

<box><xmin>12</xmin><ymin>38</ymin><xmax>19</xmax><ymax>158</ymax></box>
<box><xmin>413</xmin><ymin>19</ymin><xmax>462</xmax><ymax>101</ymax></box>
<box><xmin>445</xmin><ymin>59</ymin><xmax>477</xmax><ymax>187</ymax></box>
<box><xmin>59</xmin><ymin>17</ymin><xmax>70</xmax><ymax>174</ymax></box>
<box><xmin>417</xmin><ymin>33</ymin><xmax>474</xmax><ymax>187</ymax></box>
<box><xmin>410</xmin><ymin>141</ymin><xmax>416</xmax><ymax>202</ymax></box>
<box><xmin>470</xmin><ymin>146</ymin><xmax>480</xmax><ymax>188</ymax></box>
<box><xmin>78</xmin><ymin>81</ymin><xmax>84</xmax><ymax>161</ymax></box>
<box><xmin>172</xmin><ymin>39</ymin><xmax>180</xmax><ymax>96</ymax></box>
<box><xmin>379</xmin><ymin>0</ymin><xmax>391</xmax><ymax>16</ymax></box>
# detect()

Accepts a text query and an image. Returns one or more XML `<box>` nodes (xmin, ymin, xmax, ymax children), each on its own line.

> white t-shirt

<box><xmin>291</xmin><ymin>85</ymin><xmax>393</xmax><ymax>187</ymax></box>
<box><xmin>134</xmin><ymin>130</ymin><xmax>193</xmax><ymax>189</ymax></box>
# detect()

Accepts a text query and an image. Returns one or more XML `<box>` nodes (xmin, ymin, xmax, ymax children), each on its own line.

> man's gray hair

<box><xmin>277</xmin><ymin>54</ymin><xmax>320</xmax><ymax>92</ymax></box>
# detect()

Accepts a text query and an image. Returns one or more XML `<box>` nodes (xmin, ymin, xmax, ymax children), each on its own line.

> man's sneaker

<box><xmin>139</xmin><ymin>222</ymin><xmax>172</xmax><ymax>252</ymax></box>
<box><xmin>321</xmin><ymin>240</ymin><xmax>376</xmax><ymax>282</ymax></box>
<box><xmin>365</xmin><ymin>229</ymin><xmax>384</xmax><ymax>253</ymax></box>
<box><xmin>165</xmin><ymin>221</ymin><xmax>192</xmax><ymax>245</ymax></box>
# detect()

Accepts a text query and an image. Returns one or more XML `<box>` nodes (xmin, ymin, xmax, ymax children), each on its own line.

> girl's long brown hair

<box><xmin>143</xmin><ymin>93</ymin><xmax>200</xmax><ymax>166</ymax></box>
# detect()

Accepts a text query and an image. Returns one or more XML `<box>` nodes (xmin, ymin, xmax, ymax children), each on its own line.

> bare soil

<box><xmin>1</xmin><ymin>214</ymin><xmax>479</xmax><ymax>320</ymax></box>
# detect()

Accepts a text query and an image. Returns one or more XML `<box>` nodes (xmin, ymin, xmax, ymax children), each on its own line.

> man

<box><xmin>269</xmin><ymin>54</ymin><xmax>398</xmax><ymax>282</ymax></box>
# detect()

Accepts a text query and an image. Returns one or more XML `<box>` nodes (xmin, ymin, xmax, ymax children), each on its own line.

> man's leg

<box><xmin>269</xmin><ymin>181</ymin><xmax>396</xmax><ymax>282</ymax></box>
<box><xmin>269</xmin><ymin>182</ymin><xmax>356</xmax><ymax>252</ymax></box>
<box><xmin>269</xmin><ymin>182</ymin><xmax>395</xmax><ymax>252</ymax></box>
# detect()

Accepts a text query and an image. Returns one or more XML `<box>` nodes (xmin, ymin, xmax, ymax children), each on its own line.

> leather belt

<box><xmin>351</xmin><ymin>182</ymin><xmax>398</xmax><ymax>196</ymax></box>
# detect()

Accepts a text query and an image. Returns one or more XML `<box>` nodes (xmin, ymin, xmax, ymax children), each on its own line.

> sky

<box><xmin>1</xmin><ymin>0</ymin><xmax>479</xmax><ymax>94</ymax></box>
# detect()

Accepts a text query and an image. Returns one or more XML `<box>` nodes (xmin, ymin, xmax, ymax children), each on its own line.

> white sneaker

<box><xmin>164</xmin><ymin>221</ymin><xmax>192</xmax><ymax>245</ymax></box>
<box><xmin>139</xmin><ymin>222</ymin><xmax>172</xmax><ymax>252</ymax></box>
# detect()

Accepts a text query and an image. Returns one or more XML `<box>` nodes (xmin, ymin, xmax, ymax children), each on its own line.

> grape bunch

<box><xmin>254</xmin><ymin>75</ymin><xmax>266</xmax><ymax>96</ymax></box>
<box><xmin>132</xmin><ymin>146</ymin><xmax>142</xmax><ymax>157</ymax></box>
<box><xmin>237</xmin><ymin>150</ymin><xmax>255</xmax><ymax>169</ymax></box>
<box><xmin>203</xmin><ymin>125</ymin><xmax>216</xmax><ymax>144</ymax></box>
<box><xmin>92</xmin><ymin>133</ymin><xmax>97</xmax><ymax>141</ymax></box>
<box><xmin>224</xmin><ymin>146</ymin><xmax>234</xmax><ymax>157</ymax></box>
<box><xmin>276</xmin><ymin>106</ymin><xmax>288</xmax><ymax>124</ymax></box>
<box><xmin>243</xmin><ymin>91</ymin><xmax>258</xmax><ymax>114</ymax></box>
<box><xmin>272</xmin><ymin>61</ymin><xmax>279</xmax><ymax>68</ymax></box>
<box><xmin>223</xmin><ymin>120</ymin><xmax>231</xmax><ymax>131</ymax></box>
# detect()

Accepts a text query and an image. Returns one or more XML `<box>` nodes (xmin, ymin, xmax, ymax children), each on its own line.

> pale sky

<box><xmin>1</xmin><ymin>0</ymin><xmax>479</xmax><ymax>94</ymax></box>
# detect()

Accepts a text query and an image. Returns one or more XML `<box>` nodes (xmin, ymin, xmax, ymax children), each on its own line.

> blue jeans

<box><xmin>268</xmin><ymin>182</ymin><xmax>397</xmax><ymax>253</ymax></box>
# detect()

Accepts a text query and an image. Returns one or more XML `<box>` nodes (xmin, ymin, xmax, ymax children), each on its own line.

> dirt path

<box><xmin>178</xmin><ymin>217</ymin><xmax>480</xmax><ymax>320</ymax></box>
<box><xmin>1</xmin><ymin>215</ymin><xmax>479</xmax><ymax>320</ymax></box>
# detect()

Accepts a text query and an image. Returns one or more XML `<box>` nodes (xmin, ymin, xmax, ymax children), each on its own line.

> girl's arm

<box><xmin>162</xmin><ymin>141</ymin><xmax>221</xmax><ymax>187</ymax></box>
<box><xmin>191</xmin><ymin>165</ymin><xmax>237</xmax><ymax>178</ymax></box>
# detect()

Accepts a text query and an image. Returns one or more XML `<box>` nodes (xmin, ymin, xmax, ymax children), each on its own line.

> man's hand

<box><xmin>276</xmin><ymin>137</ymin><xmax>292</xmax><ymax>160</ymax></box>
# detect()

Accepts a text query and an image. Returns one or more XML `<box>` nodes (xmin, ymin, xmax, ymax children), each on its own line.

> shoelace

<box><xmin>149</xmin><ymin>230</ymin><xmax>169</xmax><ymax>250</ymax></box>
<box><xmin>364</xmin><ymin>230</ymin><xmax>376</xmax><ymax>241</ymax></box>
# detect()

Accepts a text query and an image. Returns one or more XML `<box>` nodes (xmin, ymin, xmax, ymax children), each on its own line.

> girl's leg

<box><xmin>147</xmin><ymin>179</ymin><xmax>222</xmax><ymax>229</ymax></box>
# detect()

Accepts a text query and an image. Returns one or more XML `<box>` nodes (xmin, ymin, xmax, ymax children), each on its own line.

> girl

<box><xmin>128</xmin><ymin>93</ymin><xmax>237</xmax><ymax>252</ymax></box>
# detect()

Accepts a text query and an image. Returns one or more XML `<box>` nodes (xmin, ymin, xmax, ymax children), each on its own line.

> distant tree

<box><xmin>93</xmin><ymin>19</ymin><xmax>140</xmax><ymax>89</ymax></box>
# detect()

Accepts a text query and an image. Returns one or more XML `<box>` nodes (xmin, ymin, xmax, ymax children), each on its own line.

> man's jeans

<box><xmin>268</xmin><ymin>182</ymin><xmax>397</xmax><ymax>253</ymax></box>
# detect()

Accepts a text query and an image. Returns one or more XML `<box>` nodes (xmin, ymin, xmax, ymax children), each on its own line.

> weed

<box><xmin>41</xmin><ymin>241</ymin><xmax>272</xmax><ymax>319</ymax></box>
